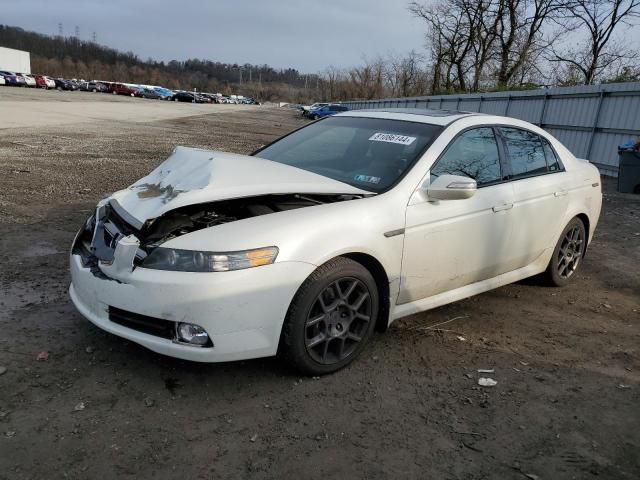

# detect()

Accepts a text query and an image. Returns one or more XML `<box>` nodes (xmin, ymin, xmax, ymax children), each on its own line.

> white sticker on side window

<box><xmin>369</xmin><ymin>132</ymin><xmax>416</xmax><ymax>145</ymax></box>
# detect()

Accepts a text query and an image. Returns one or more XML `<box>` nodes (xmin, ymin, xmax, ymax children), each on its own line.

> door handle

<box><xmin>554</xmin><ymin>191</ymin><xmax>568</xmax><ymax>197</ymax></box>
<box><xmin>492</xmin><ymin>203</ymin><xmax>513</xmax><ymax>212</ymax></box>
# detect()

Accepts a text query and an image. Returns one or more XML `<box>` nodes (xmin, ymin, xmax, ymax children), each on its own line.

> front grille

<box><xmin>72</xmin><ymin>203</ymin><xmax>147</xmax><ymax>274</ymax></box>
<box><xmin>108</xmin><ymin>306</ymin><xmax>176</xmax><ymax>340</ymax></box>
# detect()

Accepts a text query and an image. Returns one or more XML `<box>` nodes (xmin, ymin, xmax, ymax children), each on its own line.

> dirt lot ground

<box><xmin>0</xmin><ymin>88</ymin><xmax>638</xmax><ymax>479</ymax></box>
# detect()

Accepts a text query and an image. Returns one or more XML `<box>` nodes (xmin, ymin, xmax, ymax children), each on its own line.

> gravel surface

<box><xmin>0</xmin><ymin>88</ymin><xmax>638</xmax><ymax>479</ymax></box>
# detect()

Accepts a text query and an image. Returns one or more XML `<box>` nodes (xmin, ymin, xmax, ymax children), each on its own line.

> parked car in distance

<box><xmin>20</xmin><ymin>74</ymin><xmax>37</xmax><ymax>87</ymax></box>
<box><xmin>302</xmin><ymin>102</ymin><xmax>329</xmax><ymax>115</ymax></box>
<box><xmin>69</xmin><ymin>109</ymin><xmax>602</xmax><ymax>374</ymax></box>
<box><xmin>135</xmin><ymin>87</ymin><xmax>161</xmax><ymax>99</ymax></box>
<box><xmin>172</xmin><ymin>91</ymin><xmax>194</xmax><ymax>102</ymax></box>
<box><xmin>53</xmin><ymin>78</ymin><xmax>78</xmax><ymax>90</ymax></box>
<box><xmin>0</xmin><ymin>75</ymin><xmax>5</xmax><ymax>86</ymax></box>
<box><xmin>79</xmin><ymin>81</ymin><xmax>108</xmax><ymax>92</ymax></box>
<box><xmin>172</xmin><ymin>91</ymin><xmax>209</xmax><ymax>103</ymax></box>
<box><xmin>0</xmin><ymin>71</ymin><xmax>24</xmax><ymax>86</ymax></box>
<box><xmin>109</xmin><ymin>83</ymin><xmax>138</xmax><ymax>96</ymax></box>
<box><xmin>152</xmin><ymin>86</ymin><xmax>174</xmax><ymax>100</ymax></box>
<box><xmin>33</xmin><ymin>74</ymin><xmax>56</xmax><ymax>89</ymax></box>
<box><xmin>307</xmin><ymin>104</ymin><xmax>349</xmax><ymax>119</ymax></box>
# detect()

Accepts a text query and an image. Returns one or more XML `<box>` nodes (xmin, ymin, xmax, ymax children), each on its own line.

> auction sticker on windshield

<box><xmin>368</xmin><ymin>132</ymin><xmax>416</xmax><ymax>145</ymax></box>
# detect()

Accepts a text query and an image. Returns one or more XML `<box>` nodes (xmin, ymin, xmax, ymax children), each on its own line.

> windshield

<box><xmin>254</xmin><ymin>116</ymin><xmax>443</xmax><ymax>193</ymax></box>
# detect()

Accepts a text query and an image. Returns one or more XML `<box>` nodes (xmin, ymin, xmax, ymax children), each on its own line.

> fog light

<box><xmin>176</xmin><ymin>322</ymin><xmax>211</xmax><ymax>346</ymax></box>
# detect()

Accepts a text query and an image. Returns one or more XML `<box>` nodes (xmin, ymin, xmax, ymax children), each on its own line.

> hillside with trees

<box><xmin>0</xmin><ymin>24</ymin><xmax>318</xmax><ymax>102</ymax></box>
<box><xmin>2</xmin><ymin>1</ymin><xmax>639</xmax><ymax>104</ymax></box>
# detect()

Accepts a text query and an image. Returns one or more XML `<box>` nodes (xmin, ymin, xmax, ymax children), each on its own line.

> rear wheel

<box><xmin>544</xmin><ymin>217</ymin><xmax>586</xmax><ymax>287</ymax></box>
<box><xmin>280</xmin><ymin>257</ymin><xmax>379</xmax><ymax>375</ymax></box>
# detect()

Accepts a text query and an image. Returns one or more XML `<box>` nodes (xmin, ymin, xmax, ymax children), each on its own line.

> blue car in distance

<box><xmin>153</xmin><ymin>86</ymin><xmax>174</xmax><ymax>100</ymax></box>
<box><xmin>307</xmin><ymin>104</ymin><xmax>349</xmax><ymax>120</ymax></box>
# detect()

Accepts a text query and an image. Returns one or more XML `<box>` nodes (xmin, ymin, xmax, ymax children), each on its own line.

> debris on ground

<box><xmin>0</xmin><ymin>366</ymin><xmax>7</xmax><ymax>376</ymax></box>
<box><xmin>85</xmin><ymin>346</ymin><xmax>95</xmax><ymax>354</ymax></box>
<box><xmin>250</xmin><ymin>434</ymin><xmax>258</xmax><ymax>442</ymax></box>
<box><xmin>477</xmin><ymin>369</ymin><xmax>495</xmax><ymax>373</ymax></box>
<box><xmin>73</xmin><ymin>402</ymin><xmax>85</xmax><ymax>412</ymax></box>
<box><xmin>36</xmin><ymin>351</ymin><xmax>49</xmax><ymax>361</ymax></box>
<box><xmin>478</xmin><ymin>378</ymin><xmax>498</xmax><ymax>387</ymax></box>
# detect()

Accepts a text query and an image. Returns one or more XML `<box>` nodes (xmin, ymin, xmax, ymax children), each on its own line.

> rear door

<box><xmin>498</xmin><ymin>127</ymin><xmax>570</xmax><ymax>268</ymax></box>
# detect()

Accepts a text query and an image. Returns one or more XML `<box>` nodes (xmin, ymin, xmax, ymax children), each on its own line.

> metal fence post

<box><xmin>478</xmin><ymin>96</ymin><xmax>483</xmax><ymax>113</ymax></box>
<box><xmin>505</xmin><ymin>95</ymin><xmax>511</xmax><ymax>116</ymax></box>
<box><xmin>586</xmin><ymin>89</ymin><xmax>606</xmax><ymax>160</ymax></box>
<box><xmin>538</xmin><ymin>93</ymin><xmax>548</xmax><ymax>126</ymax></box>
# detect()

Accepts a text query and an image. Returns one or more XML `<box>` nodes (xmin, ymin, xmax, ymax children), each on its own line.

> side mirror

<box><xmin>425</xmin><ymin>174</ymin><xmax>477</xmax><ymax>201</ymax></box>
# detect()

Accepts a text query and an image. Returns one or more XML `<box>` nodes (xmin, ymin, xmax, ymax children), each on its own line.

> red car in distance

<box><xmin>33</xmin><ymin>74</ymin><xmax>56</xmax><ymax>89</ymax></box>
<box><xmin>109</xmin><ymin>83</ymin><xmax>137</xmax><ymax>96</ymax></box>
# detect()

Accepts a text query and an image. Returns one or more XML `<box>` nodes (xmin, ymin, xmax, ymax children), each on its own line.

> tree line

<box><xmin>317</xmin><ymin>0</ymin><xmax>639</xmax><ymax>101</ymax></box>
<box><xmin>1</xmin><ymin>1</ymin><xmax>639</xmax><ymax>103</ymax></box>
<box><xmin>0</xmin><ymin>25</ymin><xmax>315</xmax><ymax>101</ymax></box>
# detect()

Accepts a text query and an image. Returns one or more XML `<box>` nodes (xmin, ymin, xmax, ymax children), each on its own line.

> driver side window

<box><xmin>431</xmin><ymin>128</ymin><xmax>502</xmax><ymax>186</ymax></box>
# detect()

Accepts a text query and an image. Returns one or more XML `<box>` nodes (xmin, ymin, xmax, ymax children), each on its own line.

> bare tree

<box><xmin>551</xmin><ymin>0</ymin><xmax>640</xmax><ymax>84</ymax></box>
<box><xmin>410</xmin><ymin>0</ymin><xmax>565</xmax><ymax>91</ymax></box>
<box><xmin>410</xmin><ymin>1</ymin><xmax>480</xmax><ymax>92</ymax></box>
<box><xmin>493</xmin><ymin>0</ymin><xmax>566</xmax><ymax>87</ymax></box>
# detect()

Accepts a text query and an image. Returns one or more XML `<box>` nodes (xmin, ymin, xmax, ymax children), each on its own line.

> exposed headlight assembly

<box><xmin>141</xmin><ymin>246</ymin><xmax>279</xmax><ymax>272</ymax></box>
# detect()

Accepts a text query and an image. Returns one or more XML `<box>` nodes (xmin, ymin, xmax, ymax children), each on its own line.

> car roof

<box><xmin>336</xmin><ymin>108</ymin><xmax>477</xmax><ymax>126</ymax></box>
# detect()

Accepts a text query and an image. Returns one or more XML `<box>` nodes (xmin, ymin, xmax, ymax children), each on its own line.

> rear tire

<box><xmin>543</xmin><ymin>217</ymin><xmax>587</xmax><ymax>287</ymax></box>
<box><xmin>280</xmin><ymin>257</ymin><xmax>379</xmax><ymax>375</ymax></box>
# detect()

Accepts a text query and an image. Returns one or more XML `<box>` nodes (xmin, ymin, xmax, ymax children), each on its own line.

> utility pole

<box><xmin>58</xmin><ymin>23</ymin><xmax>63</xmax><ymax>37</ymax></box>
<box><xmin>92</xmin><ymin>31</ymin><xmax>97</xmax><ymax>43</ymax></box>
<box><xmin>239</xmin><ymin>67</ymin><xmax>242</xmax><ymax>85</ymax></box>
<box><xmin>249</xmin><ymin>66</ymin><xmax>252</xmax><ymax>83</ymax></box>
<box><xmin>74</xmin><ymin>25</ymin><xmax>79</xmax><ymax>38</ymax></box>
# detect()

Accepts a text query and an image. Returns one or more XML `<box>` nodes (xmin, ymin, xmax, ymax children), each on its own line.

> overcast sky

<box><xmin>3</xmin><ymin>0</ymin><xmax>428</xmax><ymax>72</ymax></box>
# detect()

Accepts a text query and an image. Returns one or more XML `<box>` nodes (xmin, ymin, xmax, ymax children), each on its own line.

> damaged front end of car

<box><xmin>72</xmin><ymin>192</ymin><xmax>363</xmax><ymax>280</ymax></box>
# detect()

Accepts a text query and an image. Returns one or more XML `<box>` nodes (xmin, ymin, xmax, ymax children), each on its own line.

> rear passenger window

<box><xmin>431</xmin><ymin>127</ymin><xmax>502</xmax><ymax>186</ymax></box>
<box><xmin>501</xmin><ymin>128</ymin><xmax>547</xmax><ymax>178</ymax></box>
<box><xmin>542</xmin><ymin>139</ymin><xmax>562</xmax><ymax>172</ymax></box>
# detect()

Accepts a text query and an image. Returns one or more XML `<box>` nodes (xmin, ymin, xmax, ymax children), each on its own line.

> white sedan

<box><xmin>69</xmin><ymin>109</ymin><xmax>602</xmax><ymax>374</ymax></box>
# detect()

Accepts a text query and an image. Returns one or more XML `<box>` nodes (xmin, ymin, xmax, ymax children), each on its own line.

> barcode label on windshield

<box><xmin>369</xmin><ymin>133</ymin><xmax>416</xmax><ymax>145</ymax></box>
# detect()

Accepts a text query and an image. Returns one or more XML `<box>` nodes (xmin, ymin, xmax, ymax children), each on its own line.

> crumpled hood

<box><xmin>110</xmin><ymin>146</ymin><xmax>370</xmax><ymax>225</ymax></box>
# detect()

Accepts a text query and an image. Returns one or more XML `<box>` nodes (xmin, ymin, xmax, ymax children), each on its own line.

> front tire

<box><xmin>280</xmin><ymin>257</ymin><xmax>379</xmax><ymax>375</ymax></box>
<box><xmin>544</xmin><ymin>217</ymin><xmax>586</xmax><ymax>287</ymax></box>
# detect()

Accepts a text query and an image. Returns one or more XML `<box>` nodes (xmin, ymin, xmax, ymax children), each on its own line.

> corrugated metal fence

<box><xmin>341</xmin><ymin>82</ymin><xmax>640</xmax><ymax>176</ymax></box>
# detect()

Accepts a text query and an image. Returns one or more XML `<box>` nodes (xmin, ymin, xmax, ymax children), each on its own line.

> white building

<box><xmin>0</xmin><ymin>47</ymin><xmax>31</xmax><ymax>73</ymax></box>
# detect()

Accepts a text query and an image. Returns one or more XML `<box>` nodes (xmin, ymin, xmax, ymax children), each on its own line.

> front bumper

<box><xmin>69</xmin><ymin>253</ymin><xmax>315</xmax><ymax>362</ymax></box>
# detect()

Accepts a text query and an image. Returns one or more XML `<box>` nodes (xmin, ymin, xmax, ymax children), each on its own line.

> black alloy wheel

<box><xmin>280</xmin><ymin>257</ymin><xmax>379</xmax><ymax>375</ymax></box>
<box><xmin>544</xmin><ymin>217</ymin><xmax>586</xmax><ymax>286</ymax></box>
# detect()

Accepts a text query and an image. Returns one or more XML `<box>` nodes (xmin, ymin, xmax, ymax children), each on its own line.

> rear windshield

<box><xmin>254</xmin><ymin>116</ymin><xmax>443</xmax><ymax>193</ymax></box>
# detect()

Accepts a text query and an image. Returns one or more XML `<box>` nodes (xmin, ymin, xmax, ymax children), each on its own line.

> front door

<box><xmin>398</xmin><ymin>127</ymin><xmax>515</xmax><ymax>304</ymax></box>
